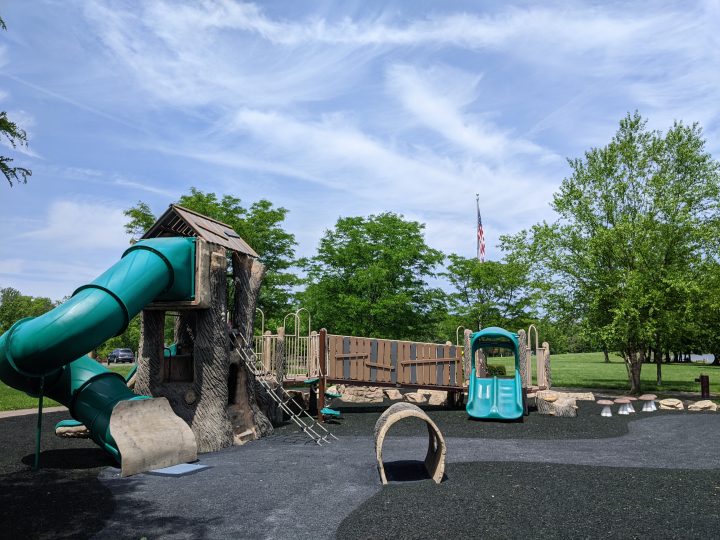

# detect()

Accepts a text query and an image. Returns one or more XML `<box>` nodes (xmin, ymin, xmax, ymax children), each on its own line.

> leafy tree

<box><xmin>124</xmin><ymin>188</ymin><xmax>299</xmax><ymax>324</ymax></box>
<box><xmin>0</xmin><ymin>287</ymin><xmax>55</xmax><ymax>333</ymax></box>
<box><xmin>0</xmin><ymin>17</ymin><xmax>32</xmax><ymax>187</ymax></box>
<box><xmin>506</xmin><ymin>113</ymin><xmax>720</xmax><ymax>393</ymax></box>
<box><xmin>299</xmin><ymin>212</ymin><xmax>445</xmax><ymax>341</ymax></box>
<box><xmin>445</xmin><ymin>255</ymin><xmax>536</xmax><ymax>332</ymax></box>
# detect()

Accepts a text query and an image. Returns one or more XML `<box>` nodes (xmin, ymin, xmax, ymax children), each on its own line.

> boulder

<box><xmin>55</xmin><ymin>424</ymin><xmax>90</xmax><ymax>439</ymax></box>
<box><xmin>404</xmin><ymin>392</ymin><xmax>428</xmax><ymax>404</ymax></box>
<box><xmin>383</xmin><ymin>388</ymin><xmax>403</xmax><ymax>401</ymax></box>
<box><xmin>538</xmin><ymin>391</ymin><xmax>559</xmax><ymax>403</ymax></box>
<box><xmin>537</xmin><ymin>395</ymin><xmax>577</xmax><ymax>417</ymax></box>
<box><xmin>423</xmin><ymin>390</ymin><xmax>448</xmax><ymax>406</ymax></box>
<box><xmin>658</xmin><ymin>398</ymin><xmax>684</xmax><ymax>410</ymax></box>
<box><xmin>688</xmin><ymin>400</ymin><xmax>718</xmax><ymax>412</ymax></box>
<box><xmin>339</xmin><ymin>385</ymin><xmax>384</xmax><ymax>403</ymax></box>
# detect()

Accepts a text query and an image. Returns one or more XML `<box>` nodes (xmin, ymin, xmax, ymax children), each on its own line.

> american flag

<box><xmin>476</xmin><ymin>195</ymin><xmax>485</xmax><ymax>262</ymax></box>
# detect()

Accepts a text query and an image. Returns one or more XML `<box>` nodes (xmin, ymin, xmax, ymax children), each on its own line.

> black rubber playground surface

<box><xmin>1</xmin><ymin>401</ymin><xmax>718</xmax><ymax>539</ymax></box>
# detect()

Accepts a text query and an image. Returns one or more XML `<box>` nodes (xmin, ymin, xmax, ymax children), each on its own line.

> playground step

<box><xmin>321</xmin><ymin>407</ymin><xmax>341</xmax><ymax>417</ymax></box>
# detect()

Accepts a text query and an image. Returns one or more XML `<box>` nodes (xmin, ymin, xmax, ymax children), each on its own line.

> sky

<box><xmin>1</xmin><ymin>0</ymin><xmax>719</xmax><ymax>301</ymax></box>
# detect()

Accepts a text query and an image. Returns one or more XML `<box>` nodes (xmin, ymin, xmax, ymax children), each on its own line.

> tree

<box><xmin>507</xmin><ymin>112</ymin><xmax>720</xmax><ymax>393</ymax></box>
<box><xmin>444</xmin><ymin>255</ymin><xmax>536</xmax><ymax>332</ymax></box>
<box><xmin>0</xmin><ymin>17</ymin><xmax>32</xmax><ymax>187</ymax></box>
<box><xmin>299</xmin><ymin>212</ymin><xmax>445</xmax><ymax>341</ymax></box>
<box><xmin>124</xmin><ymin>188</ymin><xmax>299</xmax><ymax>324</ymax></box>
<box><xmin>0</xmin><ymin>287</ymin><xmax>55</xmax><ymax>333</ymax></box>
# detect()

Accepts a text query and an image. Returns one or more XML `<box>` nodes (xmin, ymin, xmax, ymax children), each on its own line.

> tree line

<box><xmin>3</xmin><ymin>113</ymin><xmax>719</xmax><ymax>393</ymax></box>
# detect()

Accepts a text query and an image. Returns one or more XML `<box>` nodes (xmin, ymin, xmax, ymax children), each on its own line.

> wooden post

<box><xmin>262</xmin><ymin>330</ymin><xmax>272</xmax><ymax>372</ymax></box>
<box><xmin>463</xmin><ymin>329</ymin><xmax>472</xmax><ymax>384</ymax></box>
<box><xmin>318</xmin><ymin>328</ymin><xmax>327</xmax><ymax>422</ymax></box>
<box><xmin>309</xmin><ymin>330</ymin><xmax>318</xmax><ymax>376</ymax></box>
<box><xmin>275</xmin><ymin>326</ymin><xmax>285</xmax><ymax>387</ymax></box>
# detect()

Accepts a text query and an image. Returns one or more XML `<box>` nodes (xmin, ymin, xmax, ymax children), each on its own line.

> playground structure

<box><xmin>373</xmin><ymin>402</ymin><xmax>446</xmax><ymax>484</ymax></box>
<box><xmin>466</xmin><ymin>327</ymin><xmax>525</xmax><ymax>420</ymax></box>
<box><xmin>0</xmin><ymin>205</ymin><xmax>334</xmax><ymax>475</ymax></box>
<box><xmin>250</xmin><ymin>321</ymin><xmax>550</xmax><ymax>420</ymax></box>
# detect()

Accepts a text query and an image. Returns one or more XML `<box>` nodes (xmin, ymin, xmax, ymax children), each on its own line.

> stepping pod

<box><xmin>597</xmin><ymin>399</ymin><xmax>614</xmax><ymax>417</ymax></box>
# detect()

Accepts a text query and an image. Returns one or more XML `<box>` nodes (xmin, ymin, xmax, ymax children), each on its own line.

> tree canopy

<box><xmin>0</xmin><ymin>287</ymin><xmax>55</xmax><ymax>333</ymax></box>
<box><xmin>444</xmin><ymin>255</ymin><xmax>536</xmax><ymax>332</ymax></box>
<box><xmin>505</xmin><ymin>112</ymin><xmax>720</xmax><ymax>392</ymax></box>
<box><xmin>0</xmin><ymin>16</ymin><xmax>32</xmax><ymax>187</ymax></box>
<box><xmin>299</xmin><ymin>212</ymin><xmax>445</xmax><ymax>341</ymax></box>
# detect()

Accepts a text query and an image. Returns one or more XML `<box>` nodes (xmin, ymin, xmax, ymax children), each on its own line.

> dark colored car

<box><xmin>108</xmin><ymin>348</ymin><xmax>135</xmax><ymax>363</ymax></box>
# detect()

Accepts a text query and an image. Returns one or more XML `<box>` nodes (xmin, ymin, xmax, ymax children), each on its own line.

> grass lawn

<box><xmin>488</xmin><ymin>351</ymin><xmax>720</xmax><ymax>395</ymax></box>
<box><xmin>0</xmin><ymin>364</ymin><xmax>134</xmax><ymax>412</ymax></box>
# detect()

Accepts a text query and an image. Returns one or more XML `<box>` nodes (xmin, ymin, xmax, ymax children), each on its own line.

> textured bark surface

<box><xmin>517</xmin><ymin>329</ymin><xmax>529</xmax><ymax>388</ymax></box>
<box><xmin>137</xmin><ymin>246</ymin><xmax>234</xmax><ymax>454</ymax></box>
<box><xmin>230</xmin><ymin>253</ymin><xmax>278</xmax><ymax>435</ymax></box>
<box><xmin>542</xmin><ymin>342</ymin><xmax>552</xmax><ymax>389</ymax></box>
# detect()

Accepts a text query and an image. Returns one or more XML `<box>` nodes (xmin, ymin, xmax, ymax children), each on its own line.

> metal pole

<box><xmin>34</xmin><ymin>375</ymin><xmax>45</xmax><ymax>472</ymax></box>
<box><xmin>318</xmin><ymin>328</ymin><xmax>327</xmax><ymax>422</ymax></box>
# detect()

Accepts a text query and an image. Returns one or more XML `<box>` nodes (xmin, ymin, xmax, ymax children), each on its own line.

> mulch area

<box><xmin>0</xmin><ymin>401</ymin><xmax>718</xmax><ymax>539</ymax></box>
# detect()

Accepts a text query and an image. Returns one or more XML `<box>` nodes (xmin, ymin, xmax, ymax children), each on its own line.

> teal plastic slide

<box><xmin>466</xmin><ymin>326</ymin><xmax>524</xmax><ymax>420</ymax></box>
<box><xmin>0</xmin><ymin>237</ymin><xmax>196</xmax><ymax>462</ymax></box>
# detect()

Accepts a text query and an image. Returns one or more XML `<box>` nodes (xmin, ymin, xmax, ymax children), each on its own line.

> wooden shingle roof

<box><xmin>142</xmin><ymin>204</ymin><xmax>258</xmax><ymax>257</ymax></box>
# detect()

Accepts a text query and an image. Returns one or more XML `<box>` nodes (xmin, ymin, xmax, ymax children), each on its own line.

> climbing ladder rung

<box><xmin>230</xmin><ymin>332</ymin><xmax>337</xmax><ymax>445</ymax></box>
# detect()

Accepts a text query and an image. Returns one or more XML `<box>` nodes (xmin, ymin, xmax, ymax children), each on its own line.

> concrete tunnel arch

<box><xmin>373</xmin><ymin>402</ymin><xmax>446</xmax><ymax>484</ymax></box>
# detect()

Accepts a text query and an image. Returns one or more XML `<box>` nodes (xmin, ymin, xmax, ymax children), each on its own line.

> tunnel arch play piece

<box><xmin>373</xmin><ymin>402</ymin><xmax>446</xmax><ymax>484</ymax></box>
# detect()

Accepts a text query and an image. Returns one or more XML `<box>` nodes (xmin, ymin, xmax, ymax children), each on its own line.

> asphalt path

<box><xmin>0</xmin><ymin>403</ymin><xmax>718</xmax><ymax>539</ymax></box>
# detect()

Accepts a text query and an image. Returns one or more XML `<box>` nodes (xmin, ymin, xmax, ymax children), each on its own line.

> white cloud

<box><xmin>21</xmin><ymin>200</ymin><xmax>130</xmax><ymax>251</ymax></box>
<box><xmin>386</xmin><ymin>64</ymin><xmax>557</xmax><ymax>162</ymax></box>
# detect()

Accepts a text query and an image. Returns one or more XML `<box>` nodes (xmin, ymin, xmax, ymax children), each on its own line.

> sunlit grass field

<box><xmin>1</xmin><ymin>354</ymin><xmax>718</xmax><ymax>411</ymax></box>
<box><xmin>0</xmin><ymin>364</ymin><xmax>134</xmax><ymax>412</ymax></box>
<box><xmin>483</xmin><ymin>351</ymin><xmax>719</xmax><ymax>394</ymax></box>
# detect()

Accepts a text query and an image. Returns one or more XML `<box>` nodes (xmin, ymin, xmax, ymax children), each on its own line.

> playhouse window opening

<box><xmin>479</xmin><ymin>347</ymin><xmax>516</xmax><ymax>378</ymax></box>
<box><xmin>227</xmin><ymin>363</ymin><xmax>239</xmax><ymax>405</ymax></box>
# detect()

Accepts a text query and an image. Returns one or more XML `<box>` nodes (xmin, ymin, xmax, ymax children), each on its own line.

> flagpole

<box><xmin>476</xmin><ymin>193</ymin><xmax>480</xmax><ymax>261</ymax></box>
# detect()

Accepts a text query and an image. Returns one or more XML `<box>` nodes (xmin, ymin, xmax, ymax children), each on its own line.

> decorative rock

<box><xmin>423</xmin><ymin>390</ymin><xmax>448</xmax><ymax>406</ymax></box>
<box><xmin>404</xmin><ymin>392</ymin><xmax>428</xmax><ymax>404</ymax></box>
<box><xmin>374</xmin><ymin>402</ymin><xmax>446</xmax><ymax>485</ymax></box>
<box><xmin>537</xmin><ymin>395</ymin><xmax>577</xmax><ymax>417</ymax></box>
<box><xmin>658</xmin><ymin>398</ymin><xmax>684</xmax><ymax>410</ymax></box>
<box><xmin>55</xmin><ymin>424</ymin><xmax>91</xmax><ymax>439</ymax></box>
<box><xmin>538</xmin><ymin>391</ymin><xmax>559</xmax><ymax>402</ymax></box>
<box><xmin>688</xmin><ymin>400</ymin><xmax>718</xmax><ymax>412</ymax></box>
<box><xmin>383</xmin><ymin>389</ymin><xmax>403</xmax><ymax>401</ymax></box>
<box><xmin>339</xmin><ymin>386</ymin><xmax>384</xmax><ymax>403</ymax></box>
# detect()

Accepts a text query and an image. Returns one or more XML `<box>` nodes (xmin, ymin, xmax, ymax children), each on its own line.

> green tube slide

<box><xmin>0</xmin><ymin>237</ymin><xmax>196</xmax><ymax>461</ymax></box>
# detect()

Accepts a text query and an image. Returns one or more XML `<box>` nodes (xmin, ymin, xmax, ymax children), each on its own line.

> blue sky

<box><xmin>1</xmin><ymin>0</ymin><xmax>719</xmax><ymax>300</ymax></box>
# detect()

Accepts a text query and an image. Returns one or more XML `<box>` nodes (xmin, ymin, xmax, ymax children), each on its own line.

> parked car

<box><xmin>108</xmin><ymin>348</ymin><xmax>135</xmax><ymax>363</ymax></box>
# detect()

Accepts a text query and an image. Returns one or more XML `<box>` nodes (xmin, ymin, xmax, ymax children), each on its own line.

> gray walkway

<box><xmin>91</xmin><ymin>414</ymin><xmax>720</xmax><ymax>539</ymax></box>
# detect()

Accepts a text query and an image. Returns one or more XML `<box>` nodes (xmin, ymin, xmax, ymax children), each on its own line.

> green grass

<box><xmin>0</xmin><ymin>364</ymin><xmax>134</xmax><ymax>412</ymax></box>
<box><xmin>481</xmin><ymin>350</ymin><xmax>718</xmax><ymax>395</ymax></box>
<box><xmin>548</xmin><ymin>352</ymin><xmax>720</xmax><ymax>394</ymax></box>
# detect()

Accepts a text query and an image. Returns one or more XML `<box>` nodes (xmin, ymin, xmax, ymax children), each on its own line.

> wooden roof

<box><xmin>142</xmin><ymin>204</ymin><xmax>258</xmax><ymax>257</ymax></box>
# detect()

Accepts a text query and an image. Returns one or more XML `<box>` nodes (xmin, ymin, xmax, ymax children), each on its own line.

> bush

<box><xmin>487</xmin><ymin>365</ymin><xmax>506</xmax><ymax>376</ymax></box>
